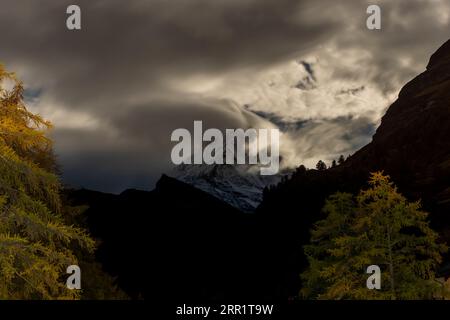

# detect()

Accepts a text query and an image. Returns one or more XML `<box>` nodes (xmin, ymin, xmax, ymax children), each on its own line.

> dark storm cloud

<box><xmin>0</xmin><ymin>0</ymin><xmax>340</xmax><ymax>110</ymax></box>
<box><xmin>327</xmin><ymin>0</ymin><xmax>450</xmax><ymax>93</ymax></box>
<box><xmin>53</xmin><ymin>98</ymin><xmax>274</xmax><ymax>193</ymax></box>
<box><xmin>0</xmin><ymin>0</ymin><xmax>342</xmax><ymax>191</ymax></box>
<box><xmin>1</xmin><ymin>0</ymin><xmax>449</xmax><ymax>191</ymax></box>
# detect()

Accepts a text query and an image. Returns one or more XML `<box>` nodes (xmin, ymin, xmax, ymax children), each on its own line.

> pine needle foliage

<box><xmin>301</xmin><ymin>172</ymin><xmax>448</xmax><ymax>300</ymax></box>
<box><xmin>0</xmin><ymin>65</ymin><xmax>95</xmax><ymax>299</ymax></box>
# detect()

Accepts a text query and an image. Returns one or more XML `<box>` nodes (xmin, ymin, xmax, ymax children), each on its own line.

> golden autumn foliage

<box><xmin>301</xmin><ymin>172</ymin><xmax>448</xmax><ymax>300</ymax></box>
<box><xmin>0</xmin><ymin>65</ymin><xmax>97</xmax><ymax>299</ymax></box>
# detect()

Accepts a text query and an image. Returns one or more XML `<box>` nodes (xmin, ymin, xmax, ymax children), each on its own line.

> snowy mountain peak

<box><xmin>169</xmin><ymin>163</ymin><xmax>287</xmax><ymax>212</ymax></box>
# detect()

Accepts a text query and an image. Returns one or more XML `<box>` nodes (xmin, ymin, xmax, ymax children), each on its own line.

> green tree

<box><xmin>331</xmin><ymin>160</ymin><xmax>337</xmax><ymax>168</ymax></box>
<box><xmin>301</xmin><ymin>172</ymin><xmax>448</xmax><ymax>300</ymax></box>
<box><xmin>316</xmin><ymin>160</ymin><xmax>327</xmax><ymax>171</ymax></box>
<box><xmin>337</xmin><ymin>155</ymin><xmax>345</xmax><ymax>165</ymax></box>
<box><xmin>0</xmin><ymin>65</ymin><xmax>96</xmax><ymax>299</ymax></box>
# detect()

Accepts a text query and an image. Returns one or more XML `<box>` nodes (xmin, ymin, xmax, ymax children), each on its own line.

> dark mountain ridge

<box><xmin>69</xmin><ymin>39</ymin><xmax>450</xmax><ymax>300</ymax></box>
<box><xmin>257</xmin><ymin>39</ymin><xmax>450</xmax><ymax>296</ymax></box>
<box><xmin>68</xmin><ymin>174</ymin><xmax>270</xmax><ymax>300</ymax></box>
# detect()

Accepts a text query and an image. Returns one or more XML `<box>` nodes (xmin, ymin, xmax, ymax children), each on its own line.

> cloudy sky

<box><xmin>1</xmin><ymin>0</ymin><xmax>449</xmax><ymax>192</ymax></box>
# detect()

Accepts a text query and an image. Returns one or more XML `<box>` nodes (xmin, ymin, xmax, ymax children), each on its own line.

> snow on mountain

<box><xmin>169</xmin><ymin>163</ymin><xmax>287</xmax><ymax>212</ymax></box>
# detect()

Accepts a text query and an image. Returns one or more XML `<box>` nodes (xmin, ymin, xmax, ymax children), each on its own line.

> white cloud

<box><xmin>28</xmin><ymin>96</ymin><xmax>106</xmax><ymax>131</ymax></box>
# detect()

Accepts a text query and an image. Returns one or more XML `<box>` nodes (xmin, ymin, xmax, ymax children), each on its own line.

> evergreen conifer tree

<box><xmin>301</xmin><ymin>172</ymin><xmax>448</xmax><ymax>299</ymax></box>
<box><xmin>0</xmin><ymin>65</ymin><xmax>96</xmax><ymax>299</ymax></box>
<box><xmin>316</xmin><ymin>160</ymin><xmax>327</xmax><ymax>171</ymax></box>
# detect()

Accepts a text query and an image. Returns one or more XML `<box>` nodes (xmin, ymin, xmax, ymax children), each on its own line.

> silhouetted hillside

<box><xmin>68</xmin><ymin>174</ymin><xmax>283</xmax><ymax>300</ymax></box>
<box><xmin>257</xmin><ymin>39</ymin><xmax>450</xmax><ymax>295</ymax></box>
<box><xmin>69</xmin><ymin>39</ymin><xmax>450</xmax><ymax>301</ymax></box>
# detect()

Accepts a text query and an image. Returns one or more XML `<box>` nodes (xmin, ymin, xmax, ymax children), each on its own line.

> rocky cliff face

<box><xmin>261</xmin><ymin>39</ymin><xmax>450</xmax><ymax>231</ymax></box>
<box><xmin>346</xmin><ymin>39</ymin><xmax>450</xmax><ymax>235</ymax></box>
<box><xmin>257</xmin><ymin>39</ymin><xmax>450</xmax><ymax>294</ymax></box>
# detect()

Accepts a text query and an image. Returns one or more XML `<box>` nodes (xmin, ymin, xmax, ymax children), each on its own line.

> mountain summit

<box><xmin>69</xmin><ymin>39</ymin><xmax>450</xmax><ymax>301</ymax></box>
<box><xmin>170</xmin><ymin>163</ymin><xmax>283</xmax><ymax>212</ymax></box>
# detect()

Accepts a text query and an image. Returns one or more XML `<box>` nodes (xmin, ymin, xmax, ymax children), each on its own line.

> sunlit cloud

<box><xmin>1</xmin><ymin>0</ymin><xmax>449</xmax><ymax>190</ymax></box>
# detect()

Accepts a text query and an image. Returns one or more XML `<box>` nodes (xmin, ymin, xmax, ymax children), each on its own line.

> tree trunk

<box><xmin>387</xmin><ymin>226</ymin><xmax>396</xmax><ymax>299</ymax></box>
